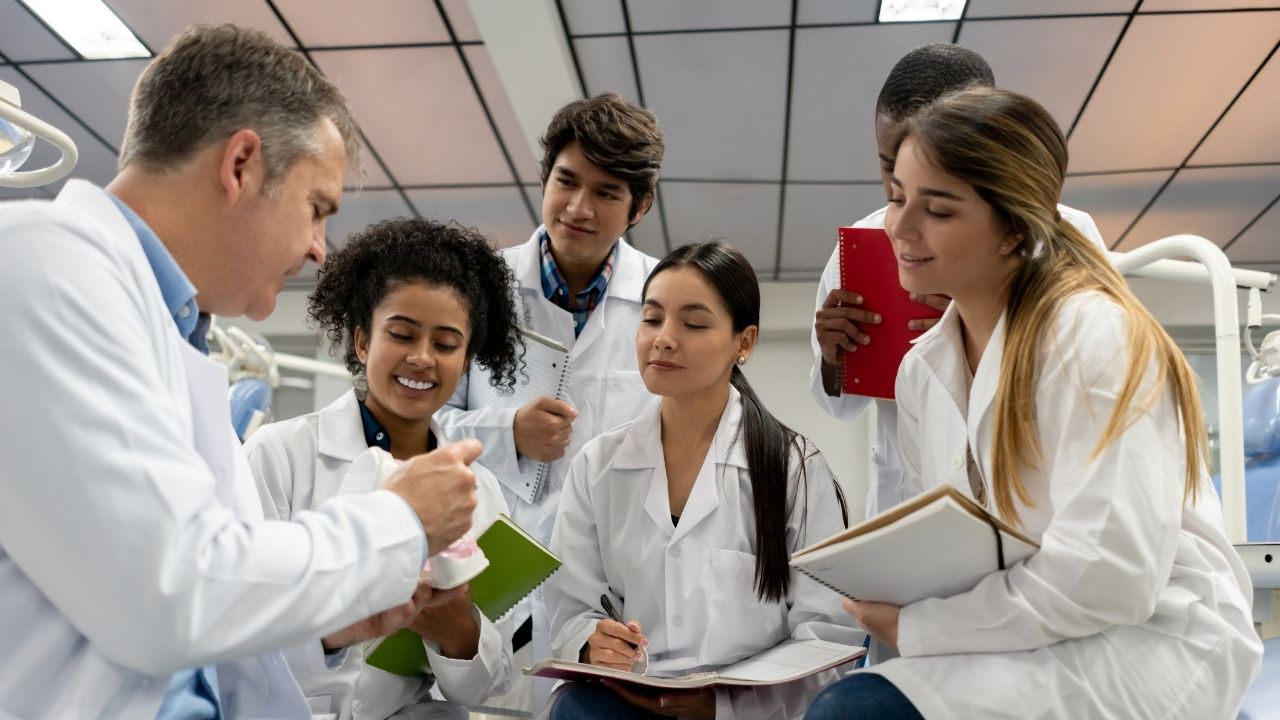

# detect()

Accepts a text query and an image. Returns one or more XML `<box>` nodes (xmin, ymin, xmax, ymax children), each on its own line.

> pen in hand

<box><xmin>600</xmin><ymin>593</ymin><xmax>639</xmax><ymax>649</ymax></box>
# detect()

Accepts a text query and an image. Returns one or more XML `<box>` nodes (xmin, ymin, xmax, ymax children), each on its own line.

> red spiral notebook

<box><xmin>838</xmin><ymin>227</ymin><xmax>943</xmax><ymax>399</ymax></box>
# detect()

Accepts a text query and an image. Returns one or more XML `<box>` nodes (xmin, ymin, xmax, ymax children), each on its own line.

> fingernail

<box><xmin>909</xmin><ymin>320</ymin><xmax>920</xmax><ymax>330</ymax></box>
<box><xmin>853</xmin><ymin>295</ymin><xmax>862</xmax><ymax>304</ymax></box>
<box><xmin>872</xmin><ymin>314</ymin><xmax>881</xmax><ymax>323</ymax></box>
<box><xmin>659</xmin><ymin>697</ymin><xmax>670</xmax><ymax>708</ymax></box>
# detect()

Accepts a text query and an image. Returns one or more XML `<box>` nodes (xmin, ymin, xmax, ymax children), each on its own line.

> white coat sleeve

<box><xmin>243</xmin><ymin>424</ymin><xmax>298</xmax><ymax>522</ymax></box>
<box><xmin>434</xmin><ymin>366</ymin><xmax>522</xmax><ymax>480</ymax></box>
<box><xmin>428</xmin><ymin>474</ymin><xmax>516</xmax><ymax>705</ymax></box>
<box><xmin>715</xmin><ymin>447</ymin><xmax>865</xmax><ymax>719</ymax></box>
<box><xmin>0</xmin><ymin>216</ymin><xmax>424</xmax><ymax>675</ymax></box>
<box><xmin>898</xmin><ymin>299</ymin><xmax>1185</xmax><ymax>656</ymax></box>
<box><xmin>545</xmin><ymin>448</ymin><xmax>610</xmax><ymax>662</ymax></box>
<box><xmin>426</xmin><ymin>606</ymin><xmax>515</xmax><ymax>706</ymax></box>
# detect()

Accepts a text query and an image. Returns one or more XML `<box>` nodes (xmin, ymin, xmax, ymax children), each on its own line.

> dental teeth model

<box><xmin>345</xmin><ymin>446</ymin><xmax>489</xmax><ymax>589</ymax></box>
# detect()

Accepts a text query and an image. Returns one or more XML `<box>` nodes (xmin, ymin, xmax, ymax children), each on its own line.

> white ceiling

<box><xmin>1</xmin><ymin>0</ymin><xmax>1277</xmax><ymax>280</ymax></box>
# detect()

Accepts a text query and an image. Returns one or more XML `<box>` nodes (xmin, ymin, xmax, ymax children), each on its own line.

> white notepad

<box><xmin>790</xmin><ymin>485</ymin><xmax>1040</xmax><ymax>606</ymax></box>
<box><xmin>467</xmin><ymin>327</ymin><xmax>573</xmax><ymax>503</ymax></box>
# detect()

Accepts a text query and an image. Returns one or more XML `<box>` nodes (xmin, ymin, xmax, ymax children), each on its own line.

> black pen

<box><xmin>600</xmin><ymin>593</ymin><xmax>639</xmax><ymax>650</ymax></box>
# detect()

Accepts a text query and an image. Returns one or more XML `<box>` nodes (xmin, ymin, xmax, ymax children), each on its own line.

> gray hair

<box><xmin>118</xmin><ymin>24</ymin><xmax>362</xmax><ymax>190</ymax></box>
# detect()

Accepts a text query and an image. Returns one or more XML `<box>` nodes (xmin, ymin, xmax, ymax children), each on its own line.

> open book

<box><xmin>526</xmin><ymin>638</ymin><xmax>864</xmax><ymax>689</ymax></box>
<box><xmin>790</xmin><ymin>485</ymin><xmax>1039</xmax><ymax>606</ymax></box>
<box><xmin>466</xmin><ymin>326</ymin><xmax>573</xmax><ymax>503</ymax></box>
<box><xmin>838</xmin><ymin>227</ymin><xmax>943</xmax><ymax>399</ymax></box>
<box><xmin>366</xmin><ymin>514</ymin><xmax>562</xmax><ymax>677</ymax></box>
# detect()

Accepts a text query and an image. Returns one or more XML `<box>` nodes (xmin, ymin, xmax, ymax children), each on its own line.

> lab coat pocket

<box><xmin>701</xmin><ymin>549</ymin><xmax>785</xmax><ymax>663</ymax></box>
<box><xmin>600</xmin><ymin>369</ymin><xmax>654</xmax><ymax>433</ymax></box>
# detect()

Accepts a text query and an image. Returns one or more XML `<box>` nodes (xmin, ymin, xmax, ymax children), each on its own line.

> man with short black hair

<box><xmin>0</xmin><ymin>24</ymin><xmax>480</xmax><ymax>718</ymax></box>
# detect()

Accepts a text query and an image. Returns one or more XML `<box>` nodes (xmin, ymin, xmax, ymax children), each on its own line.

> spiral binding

<box><xmin>529</xmin><ymin>355</ymin><xmax>575</xmax><ymax>503</ymax></box>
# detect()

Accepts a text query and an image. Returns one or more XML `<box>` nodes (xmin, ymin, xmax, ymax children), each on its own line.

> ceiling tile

<box><xmin>1068</xmin><ymin>11</ymin><xmax>1280</xmax><ymax>173</ymax></box>
<box><xmin>23</xmin><ymin>59</ymin><xmax>147</xmax><ymax>153</ymax></box>
<box><xmin>966</xmin><ymin>0</ymin><xmax>1136</xmax><ymax>16</ymax></box>
<box><xmin>624</xmin><ymin>187</ymin><xmax>668</xmax><ymax>258</ymax></box>
<box><xmin>440</xmin><ymin>0</ymin><xmax>483</xmax><ymax>42</ymax></box>
<box><xmin>1225</xmin><ymin>195</ymin><xmax>1280</xmax><ymax>264</ymax></box>
<box><xmin>959</xmin><ymin>16</ymin><xmax>1126</xmax><ymax>132</ymax></box>
<box><xmin>406</xmin><ymin>186</ymin><xmax>535</xmax><ymax>249</ymax></box>
<box><xmin>1061</xmin><ymin>170</ymin><xmax>1172</xmax><ymax>247</ymax></box>
<box><xmin>1116</xmin><ymin>165</ymin><xmax>1280</xmax><ymax>251</ymax></box>
<box><xmin>636</xmin><ymin>30</ymin><xmax>790</xmax><ymax>180</ymax></box>
<box><xmin>1190</xmin><ymin>52</ymin><xmax>1280</xmax><ymax>166</ymax></box>
<box><xmin>463</xmin><ymin>45</ymin><xmax>540</xmax><ymax>183</ymax></box>
<box><xmin>275</xmin><ymin>0</ymin><xmax>450</xmax><ymax>47</ymax></box>
<box><xmin>0</xmin><ymin>0</ymin><xmax>75</xmax><ymax>61</ymax></box>
<box><xmin>787</xmin><ymin>23</ymin><xmax>954</xmax><ymax>182</ymax></box>
<box><xmin>780</xmin><ymin>184</ymin><xmax>888</xmax><ymax>271</ymax></box>
<box><xmin>796</xmin><ymin>0</ymin><xmax>878</xmax><ymax>24</ymax></box>
<box><xmin>313</xmin><ymin>47</ymin><xmax>512</xmax><ymax>185</ymax></box>
<box><xmin>560</xmin><ymin>0</ymin><xmax>626</xmax><ymax>36</ymax></box>
<box><xmin>661</xmin><ymin>182</ymin><xmax>780</xmax><ymax>272</ymax></box>
<box><xmin>350</xmin><ymin>136</ymin><xmax>393</xmax><ymax>188</ymax></box>
<box><xmin>326</xmin><ymin>188</ymin><xmax>414</xmax><ymax>251</ymax></box>
<box><xmin>107</xmin><ymin>0</ymin><xmax>293</xmax><ymax>52</ymax></box>
<box><xmin>572</xmin><ymin>37</ymin><xmax>639</xmax><ymax>101</ymax></box>
<box><xmin>0</xmin><ymin>67</ymin><xmax>120</xmax><ymax>191</ymax></box>
<box><xmin>1141</xmin><ymin>0</ymin><xmax>1280</xmax><ymax>9</ymax></box>
<box><xmin>626</xmin><ymin>0</ymin><xmax>791</xmax><ymax>32</ymax></box>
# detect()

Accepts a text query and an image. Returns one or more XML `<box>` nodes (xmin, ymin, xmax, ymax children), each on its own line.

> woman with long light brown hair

<box><xmin>806</xmin><ymin>87</ymin><xmax>1261</xmax><ymax>719</ymax></box>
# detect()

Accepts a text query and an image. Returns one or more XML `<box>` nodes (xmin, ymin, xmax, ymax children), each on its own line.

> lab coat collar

<box><xmin>909</xmin><ymin>302</ymin><xmax>1007</xmax><ymax>425</ymax></box>
<box><xmin>318</xmin><ymin>388</ymin><xmax>446</xmax><ymax>461</ymax></box>
<box><xmin>513</xmin><ymin>225</ymin><xmax>648</xmax><ymax>302</ymax></box>
<box><xmin>612</xmin><ymin>386</ymin><xmax>748</xmax><ymax>471</ymax></box>
<box><xmin>317</xmin><ymin>390</ymin><xmax>372</xmax><ymax>462</ymax></box>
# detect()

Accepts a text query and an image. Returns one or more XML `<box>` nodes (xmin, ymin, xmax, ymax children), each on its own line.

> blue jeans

<box><xmin>549</xmin><ymin>681</ymin><xmax>663</xmax><ymax>720</ymax></box>
<box><xmin>805</xmin><ymin>673</ymin><xmax>923</xmax><ymax>720</ymax></box>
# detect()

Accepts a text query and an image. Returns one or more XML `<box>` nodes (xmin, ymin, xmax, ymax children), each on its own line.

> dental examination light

<box><xmin>0</xmin><ymin>79</ymin><xmax>78</xmax><ymax>188</ymax></box>
<box><xmin>1245</xmin><ymin>287</ymin><xmax>1280</xmax><ymax>385</ymax></box>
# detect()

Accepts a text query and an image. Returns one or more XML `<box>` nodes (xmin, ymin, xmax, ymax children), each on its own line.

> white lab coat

<box><xmin>545</xmin><ymin>389</ymin><xmax>863</xmax><ymax>720</ymax></box>
<box><xmin>435</xmin><ymin>227</ymin><xmax>659</xmax><ymax>548</ymax></box>
<box><xmin>868</xmin><ymin>292</ymin><xmax>1263</xmax><ymax>719</ymax></box>
<box><xmin>0</xmin><ymin>181</ymin><xmax>425</xmax><ymax>718</ymax></box>
<box><xmin>244</xmin><ymin>389</ymin><xmax>515</xmax><ymax>720</ymax></box>
<box><xmin>808</xmin><ymin>204</ymin><xmax>1106</xmax><ymax>519</ymax></box>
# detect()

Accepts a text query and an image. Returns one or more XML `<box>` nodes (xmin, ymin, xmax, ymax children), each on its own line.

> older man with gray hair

<box><xmin>0</xmin><ymin>24</ymin><xmax>479</xmax><ymax>718</ymax></box>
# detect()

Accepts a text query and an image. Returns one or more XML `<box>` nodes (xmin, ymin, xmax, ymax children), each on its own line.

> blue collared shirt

<box><xmin>107</xmin><ymin>194</ymin><xmax>221</xmax><ymax>720</ymax></box>
<box><xmin>538</xmin><ymin>228</ymin><xmax>617</xmax><ymax>336</ymax></box>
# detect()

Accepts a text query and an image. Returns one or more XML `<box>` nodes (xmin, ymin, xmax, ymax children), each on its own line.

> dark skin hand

<box><xmin>817</xmin><ymin>289</ymin><xmax>950</xmax><ymax>396</ymax></box>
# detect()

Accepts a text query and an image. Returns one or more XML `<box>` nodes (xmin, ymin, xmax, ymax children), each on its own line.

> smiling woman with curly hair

<box><xmin>244</xmin><ymin>216</ymin><xmax>524</xmax><ymax>720</ymax></box>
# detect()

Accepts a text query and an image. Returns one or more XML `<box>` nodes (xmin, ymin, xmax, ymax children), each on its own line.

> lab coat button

<box><xmin>671</xmin><ymin>546</ymin><xmax>681</xmax><ymax>558</ymax></box>
<box><xmin>950</xmin><ymin>455</ymin><xmax>964</xmax><ymax>471</ymax></box>
<box><xmin>673</xmin><ymin>614</ymin><xmax>683</xmax><ymax>627</ymax></box>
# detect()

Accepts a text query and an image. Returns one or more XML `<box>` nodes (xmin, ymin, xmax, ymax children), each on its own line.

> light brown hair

<box><xmin>898</xmin><ymin>87</ymin><xmax>1206</xmax><ymax>525</ymax></box>
<box><xmin>539</xmin><ymin>93</ymin><xmax>664</xmax><ymax>221</ymax></box>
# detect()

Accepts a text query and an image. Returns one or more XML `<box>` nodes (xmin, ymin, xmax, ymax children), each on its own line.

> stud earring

<box><xmin>736</xmin><ymin>356</ymin><xmax>747</xmax><ymax>366</ymax></box>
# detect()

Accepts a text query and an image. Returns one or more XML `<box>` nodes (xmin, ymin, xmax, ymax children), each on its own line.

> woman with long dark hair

<box><xmin>544</xmin><ymin>241</ymin><xmax>859</xmax><ymax>719</ymax></box>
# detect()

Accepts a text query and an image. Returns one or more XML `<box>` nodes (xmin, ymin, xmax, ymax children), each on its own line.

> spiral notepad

<box><xmin>467</xmin><ymin>327</ymin><xmax>574</xmax><ymax>503</ymax></box>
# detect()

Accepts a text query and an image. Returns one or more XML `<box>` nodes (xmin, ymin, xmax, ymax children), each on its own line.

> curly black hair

<box><xmin>876</xmin><ymin>43</ymin><xmax>995</xmax><ymax>121</ymax></box>
<box><xmin>308</xmin><ymin>217</ymin><xmax>521</xmax><ymax>390</ymax></box>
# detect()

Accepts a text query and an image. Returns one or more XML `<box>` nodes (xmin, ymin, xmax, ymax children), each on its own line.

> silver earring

<box><xmin>736</xmin><ymin>356</ymin><xmax>746</xmax><ymax>366</ymax></box>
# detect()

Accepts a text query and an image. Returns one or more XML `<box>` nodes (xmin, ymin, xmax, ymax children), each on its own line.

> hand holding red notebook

<box><xmin>838</xmin><ymin>227</ymin><xmax>943</xmax><ymax>399</ymax></box>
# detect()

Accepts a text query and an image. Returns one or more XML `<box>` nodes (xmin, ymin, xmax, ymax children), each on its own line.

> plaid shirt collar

<box><xmin>538</xmin><ymin>227</ymin><xmax>618</xmax><ymax>335</ymax></box>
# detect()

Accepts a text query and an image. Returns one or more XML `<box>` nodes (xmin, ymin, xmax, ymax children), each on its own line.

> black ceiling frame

<box><xmin>621</xmin><ymin>0</ymin><xmax>672</xmax><ymax>255</ymax></box>
<box><xmin>1112</xmin><ymin>37</ymin><xmax>1280</xmax><ymax>250</ymax></box>
<box><xmin>770</xmin><ymin>0</ymin><xmax>800</xmax><ymax>281</ymax></box>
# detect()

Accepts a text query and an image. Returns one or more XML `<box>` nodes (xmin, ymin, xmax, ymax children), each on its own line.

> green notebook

<box><xmin>365</xmin><ymin>514</ymin><xmax>562</xmax><ymax>677</ymax></box>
